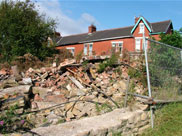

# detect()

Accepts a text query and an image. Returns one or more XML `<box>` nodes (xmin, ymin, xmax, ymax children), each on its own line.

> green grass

<box><xmin>142</xmin><ymin>103</ymin><xmax>182</xmax><ymax>136</ymax></box>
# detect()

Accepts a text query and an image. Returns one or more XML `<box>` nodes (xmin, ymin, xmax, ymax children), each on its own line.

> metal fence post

<box><xmin>143</xmin><ymin>33</ymin><xmax>154</xmax><ymax>128</ymax></box>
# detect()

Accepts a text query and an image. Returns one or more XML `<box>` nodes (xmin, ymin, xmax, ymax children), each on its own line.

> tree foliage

<box><xmin>0</xmin><ymin>0</ymin><xmax>57</xmax><ymax>62</ymax></box>
<box><xmin>159</xmin><ymin>29</ymin><xmax>182</xmax><ymax>48</ymax></box>
<box><xmin>149</xmin><ymin>31</ymin><xmax>182</xmax><ymax>87</ymax></box>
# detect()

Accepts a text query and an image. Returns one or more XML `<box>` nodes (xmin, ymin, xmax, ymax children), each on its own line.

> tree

<box><xmin>159</xmin><ymin>29</ymin><xmax>182</xmax><ymax>48</ymax></box>
<box><xmin>149</xmin><ymin>29</ymin><xmax>182</xmax><ymax>87</ymax></box>
<box><xmin>0</xmin><ymin>0</ymin><xmax>57</xmax><ymax>62</ymax></box>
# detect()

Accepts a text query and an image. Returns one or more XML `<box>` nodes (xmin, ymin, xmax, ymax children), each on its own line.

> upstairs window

<box><xmin>139</xmin><ymin>23</ymin><xmax>144</xmax><ymax>33</ymax></box>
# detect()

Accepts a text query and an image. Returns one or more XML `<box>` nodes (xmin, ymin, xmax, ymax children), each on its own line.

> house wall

<box><xmin>56</xmin><ymin>37</ymin><xmax>135</xmax><ymax>56</ymax></box>
<box><xmin>56</xmin><ymin>19</ymin><xmax>172</xmax><ymax>57</ymax></box>
<box><xmin>132</xmin><ymin>20</ymin><xmax>151</xmax><ymax>50</ymax></box>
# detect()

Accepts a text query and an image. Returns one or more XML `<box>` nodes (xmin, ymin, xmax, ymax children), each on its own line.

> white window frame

<box><xmin>84</xmin><ymin>43</ymin><xmax>93</xmax><ymax>56</ymax></box>
<box><xmin>135</xmin><ymin>37</ymin><xmax>148</xmax><ymax>51</ymax></box>
<box><xmin>88</xmin><ymin>43</ymin><xmax>93</xmax><ymax>56</ymax></box>
<box><xmin>84</xmin><ymin>44</ymin><xmax>88</xmax><ymax>55</ymax></box>
<box><xmin>111</xmin><ymin>41</ymin><xmax>123</xmax><ymax>54</ymax></box>
<box><xmin>66</xmin><ymin>47</ymin><xmax>75</xmax><ymax>56</ymax></box>
<box><xmin>139</xmin><ymin>23</ymin><xmax>144</xmax><ymax>34</ymax></box>
<box><xmin>135</xmin><ymin>38</ymin><xmax>141</xmax><ymax>51</ymax></box>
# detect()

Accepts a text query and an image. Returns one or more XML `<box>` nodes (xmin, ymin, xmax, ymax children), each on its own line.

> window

<box><xmin>139</xmin><ymin>23</ymin><xmax>144</xmax><ymax>33</ymax></box>
<box><xmin>66</xmin><ymin>47</ymin><xmax>75</xmax><ymax>56</ymax></box>
<box><xmin>118</xmin><ymin>43</ymin><xmax>123</xmax><ymax>54</ymax></box>
<box><xmin>135</xmin><ymin>39</ymin><xmax>141</xmax><ymax>51</ymax></box>
<box><xmin>84</xmin><ymin>44</ymin><xmax>87</xmax><ymax>55</ymax></box>
<box><xmin>84</xmin><ymin>43</ymin><xmax>93</xmax><ymax>56</ymax></box>
<box><xmin>111</xmin><ymin>41</ymin><xmax>123</xmax><ymax>54</ymax></box>
<box><xmin>89</xmin><ymin>43</ymin><xmax>93</xmax><ymax>56</ymax></box>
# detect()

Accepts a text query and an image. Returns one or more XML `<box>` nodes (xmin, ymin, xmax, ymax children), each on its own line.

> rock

<box><xmin>45</xmin><ymin>94</ymin><xmax>67</xmax><ymax>103</ymax></box>
<box><xmin>106</xmin><ymin>86</ymin><xmax>116</xmax><ymax>96</ymax></box>
<box><xmin>112</xmin><ymin>93</ymin><xmax>124</xmax><ymax>102</ymax></box>
<box><xmin>27</xmin><ymin>67</ymin><xmax>34</xmax><ymax>73</ymax></box>
<box><xmin>83</xmin><ymin>95</ymin><xmax>95</xmax><ymax>101</ymax></box>
<box><xmin>52</xmin><ymin>62</ymin><xmax>57</xmax><ymax>67</ymax></box>
<box><xmin>11</xmin><ymin>65</ymin><xmax>20</xmax><ymax>77</ymax></box>
<box><xmin>22</xmin><ymin>78</ymin><xmax>32</xmax><ymax>85</ymax></box>
<box><xmin>0</xmin><ymin>85</ymin><xmax>32</xmax><ymax>97</ymax></box>
<box><xmin>32</xmin><ymin>87</ymin><xmax>52</xmax><ymax>98</ymax></box>
<box><xmin>36</xmin><ymin>102</ymin><xmax>58</xmax><ymax>110</ymax></box>
<box><xmin>69</xmin><ymin>88</ymin><xmax>85</xmax><ymax>97</ymax></box>
<box><xmin>96</xmin><ymin>78</ymin><xmax>102</xmax><ymax>82</ymax></box>
<box><xmin>66</xmin><ymin>84</ymin><xmax>72</xmax><ymax>91</ymax></box>
<box><xmin>34</xmin><ymin>94</ymin><xmax>43</xmax><ymax>101</ymax></box>
<box><xmin>0</xmin><ymin>78</ymin><xmax>19</xmax><ymax>89</ymax></box>
<box><xmin>1</xmin><ymin>95</ymin><xmax>25</xmax><ymax>110</ymax></box>
<box><xmin>0</xmin><ymin>69</ymin><xmax>7</xmax><ymax>75</ymax></box>
<box><xmin>113</xmin><ymin>83</ymin><xmax>120</xmax><ymax>90</ymax></box>
<box><xmin>119</xmin><ymin>80</ymin><xmax>127</xmax><ymax>90</ymax></box>
<box><xmin>31</xmin><ymin>101</ymin><xmax>38</xmax><ymax>109</ymax></box>
<box><xmin>47</xmin><ymin>113</ymin><xmax>60</xmax><ymax>124</ymax></box>
<box><xmin>141</xmin><ymin>112</ymin><xmax>147</xmax><ymax>121</ymax></box>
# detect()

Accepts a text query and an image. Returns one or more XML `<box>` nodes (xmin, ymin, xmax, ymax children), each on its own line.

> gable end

<box><xmin>131</xmin><ymin>17</ymin><xmax>152</xmax><ymax>34</ymax></box>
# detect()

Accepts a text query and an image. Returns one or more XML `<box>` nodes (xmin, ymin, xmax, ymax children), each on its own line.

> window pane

<box><xmin>136</xmin><ymin>39</ymin><xmax>141</xmax><ymax>50</ymax></box>
<box><xmin>84</xmin><ymin>44</ymin><xmax>87</xmax><ymax>55</ymax></box>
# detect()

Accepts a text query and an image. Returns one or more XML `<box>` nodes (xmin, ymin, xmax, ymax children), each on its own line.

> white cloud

<box><xmin>35</xmin><ymin>0</ymin><xmax>99</xmax><ymax>36</ymax></box>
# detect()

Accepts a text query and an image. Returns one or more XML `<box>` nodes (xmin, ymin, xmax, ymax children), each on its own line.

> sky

<box><xmin>11</xmin><ymin>0</ymin><xmax>182</xmax><ymax>36</ymax></box>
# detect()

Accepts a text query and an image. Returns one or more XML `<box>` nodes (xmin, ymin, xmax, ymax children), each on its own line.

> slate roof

<box><xmin>57</xmin><ymin>20</ymin><xmax>172</xmax><ymax>46</ymax></box>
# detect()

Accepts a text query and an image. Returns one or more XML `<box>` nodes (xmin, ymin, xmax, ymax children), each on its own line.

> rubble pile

<box><xmin>0</xmin><ymin>58</ymin><xmax>144</xmax><ymax>128</ymax></box>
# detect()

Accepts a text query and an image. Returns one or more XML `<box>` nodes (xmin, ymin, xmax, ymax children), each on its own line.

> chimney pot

<box><xmin>135</xmin><ymin>17</ymin><xmax>140</xmax><ymax>24</ymax></box>
<box><xmin>88</xmin><ymin>24</ymin><xmax>96</xmax><ymax>33</ymax></box>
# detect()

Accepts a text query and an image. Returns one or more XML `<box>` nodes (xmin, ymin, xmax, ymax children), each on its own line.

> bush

<box><xmin>98</xmin><ymin>53</ymin><xmax>119</xmax><ymax>73</ymax></box>
<box><xmin>55</xmin><ymin>49</ymin><xmax>73</xmax><ymax>64</ymax></box>
<box><xmin>0</xmin><ymin>105</ymin><xmax>32</xmax><ymax>134</ymax></box>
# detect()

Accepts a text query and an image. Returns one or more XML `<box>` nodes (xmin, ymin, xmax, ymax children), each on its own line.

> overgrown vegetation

<box><xmin>0</xmin><ymin>0</ymin><xmax>56</xmax><ymax>62</ymax></box>
<box><xmin>98</xmin><ymin>53</ymin><xmax>119</xmax><ymax>73</ymax></box>
<box><xmin>0</xmin><ymin>104</ymin><xmax>32</xmax><ymax>134</ymax></box>
<box><xmin>142</xmin><ymin>103</ymin><xmax>182</xmax><ymax>136</ymax></box>
<box><xmin>95</xmin><ymin>103</ymin><xmax>112</xmax><ymax>113</ymax></box>
<box><xmin>160</xmin><ymin>29</ymin><xmax>182</xmax><ymax>49</ymax></box>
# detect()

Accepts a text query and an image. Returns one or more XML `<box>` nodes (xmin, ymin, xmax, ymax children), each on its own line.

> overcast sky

<box><xmin>4</xmin><ymin>0</ymin><xmax>182</xmax><ymax>36</ymax></box>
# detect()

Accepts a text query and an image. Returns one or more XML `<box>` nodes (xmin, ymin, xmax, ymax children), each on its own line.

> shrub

<box><xmin>55</xmin><ymin>49</ymin><xmax>73</xmax><ymax>64</ymax></box>
<box><xmin>98</xmin><ymin>53</ymin><xmax>119</xmax><ymax>73</ymax></box>
<box><xmin>0</xmin><ymin>105</ymin><xmax>31</xmax><ymax>134</ymax></box>
<box><xmin>75</xmin><ymin>51</ymin><xmax>83</xmax><ymax>63</ymax></box>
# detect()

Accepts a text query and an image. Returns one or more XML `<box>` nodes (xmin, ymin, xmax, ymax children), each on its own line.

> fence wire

<box><xmin>146</xmin><ymin>38</ymin><xmax>182</xmax><ymax>101</ymax></box>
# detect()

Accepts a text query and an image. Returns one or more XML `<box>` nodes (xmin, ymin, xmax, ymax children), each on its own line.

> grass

<box><xmin>142</xmin><ymin>103</ymin><xmax>182</xmax><ymax>136</ymax></box>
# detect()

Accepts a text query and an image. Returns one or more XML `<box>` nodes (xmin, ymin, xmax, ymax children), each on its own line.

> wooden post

<box><xmin>124</xmin><ymin>76</ymin><xmax>130</xmax><ymax>107</ymax></box>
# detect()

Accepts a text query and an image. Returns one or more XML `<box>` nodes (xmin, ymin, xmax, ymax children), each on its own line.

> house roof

<box><xmin>57</xmin><ymin>19</ymin><xmax>172</xmax><ymax>46</ymax></box>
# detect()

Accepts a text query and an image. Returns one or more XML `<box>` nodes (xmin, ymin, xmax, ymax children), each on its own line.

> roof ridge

<box><xmin>63</xmin><ymin>32</ymin><xmax>88</xmax><ymax>37</ymax></box>
<box><xmin>62</xmin><ymin>25</ymin><xmax>134</xmax><ymax>38</ymax></box>
<box><xmin>95</xmin><ymin>25</ymin><xmax>134</xmax><ymax>33</ymax></box>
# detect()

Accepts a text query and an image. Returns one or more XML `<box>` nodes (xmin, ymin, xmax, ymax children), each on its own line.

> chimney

<box><xmin>55</xmin><ymin>32</ymin><xmax>61</xmax><ymax>37</ymax></box>
<box><xmin>135</xmin><ymin>16</ymin><xmax>140</xmax><ymax>24</ymax></box>
<box><xmin>88</xmin><ymin>24</ymin><xmax>96</xmax><ymax>33</ymax></box>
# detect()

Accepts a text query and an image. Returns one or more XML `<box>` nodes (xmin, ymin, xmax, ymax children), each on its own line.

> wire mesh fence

<box><xmin>146</xmin><ymin>38</ymin><xmax>182</xmax><ymax>101</ymax></box>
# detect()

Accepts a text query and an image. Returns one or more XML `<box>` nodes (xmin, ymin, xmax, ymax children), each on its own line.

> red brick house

<box><xmin>56</xmin><ymin>16</ymin><xmax>173</xmax><ymax>57</ymax></box>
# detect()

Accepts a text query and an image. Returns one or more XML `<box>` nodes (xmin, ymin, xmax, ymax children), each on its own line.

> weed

<box><xmin>56</xmin><ymin>119</ymin><xmax>65</xmax><ymax>124</ymax></box>
<box><xmin>98</xmin><ymin>53</ymin><xmax>119</xmax><ymax>73</ymax></box>
<box><xmin>75</xmin><ymin>51</ymin><xmax>83</xmax><ymax>63</ymax></box>
<box><xmin>43</xmin><ymin>118</ymin><xmax>48</xmax><ymax>123</ymax></box>
<box><xmin>112</xmin><ymin>131</ymin><xmax>122</xmax><ymax>136</ymax></box>
<box><xmin>0</xmin><ymin>104</ymin><xmax>29</xmax><ymax>134</ymax></box>
<box><xmin>95</xmin><ymin>103</ymin><xmax>112</xmax><ymax>113</ymax></box>
<box><xmin>142</xmin><ymin>103</ymin><xmax>182</xmax><ymax>136</ymax></box>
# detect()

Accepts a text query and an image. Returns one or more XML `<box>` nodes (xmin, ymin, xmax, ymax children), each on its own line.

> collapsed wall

<box><xmin>24</xmin><ymin>108</ymin><xmax>150</xmax><ymax>136</ymax></box>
